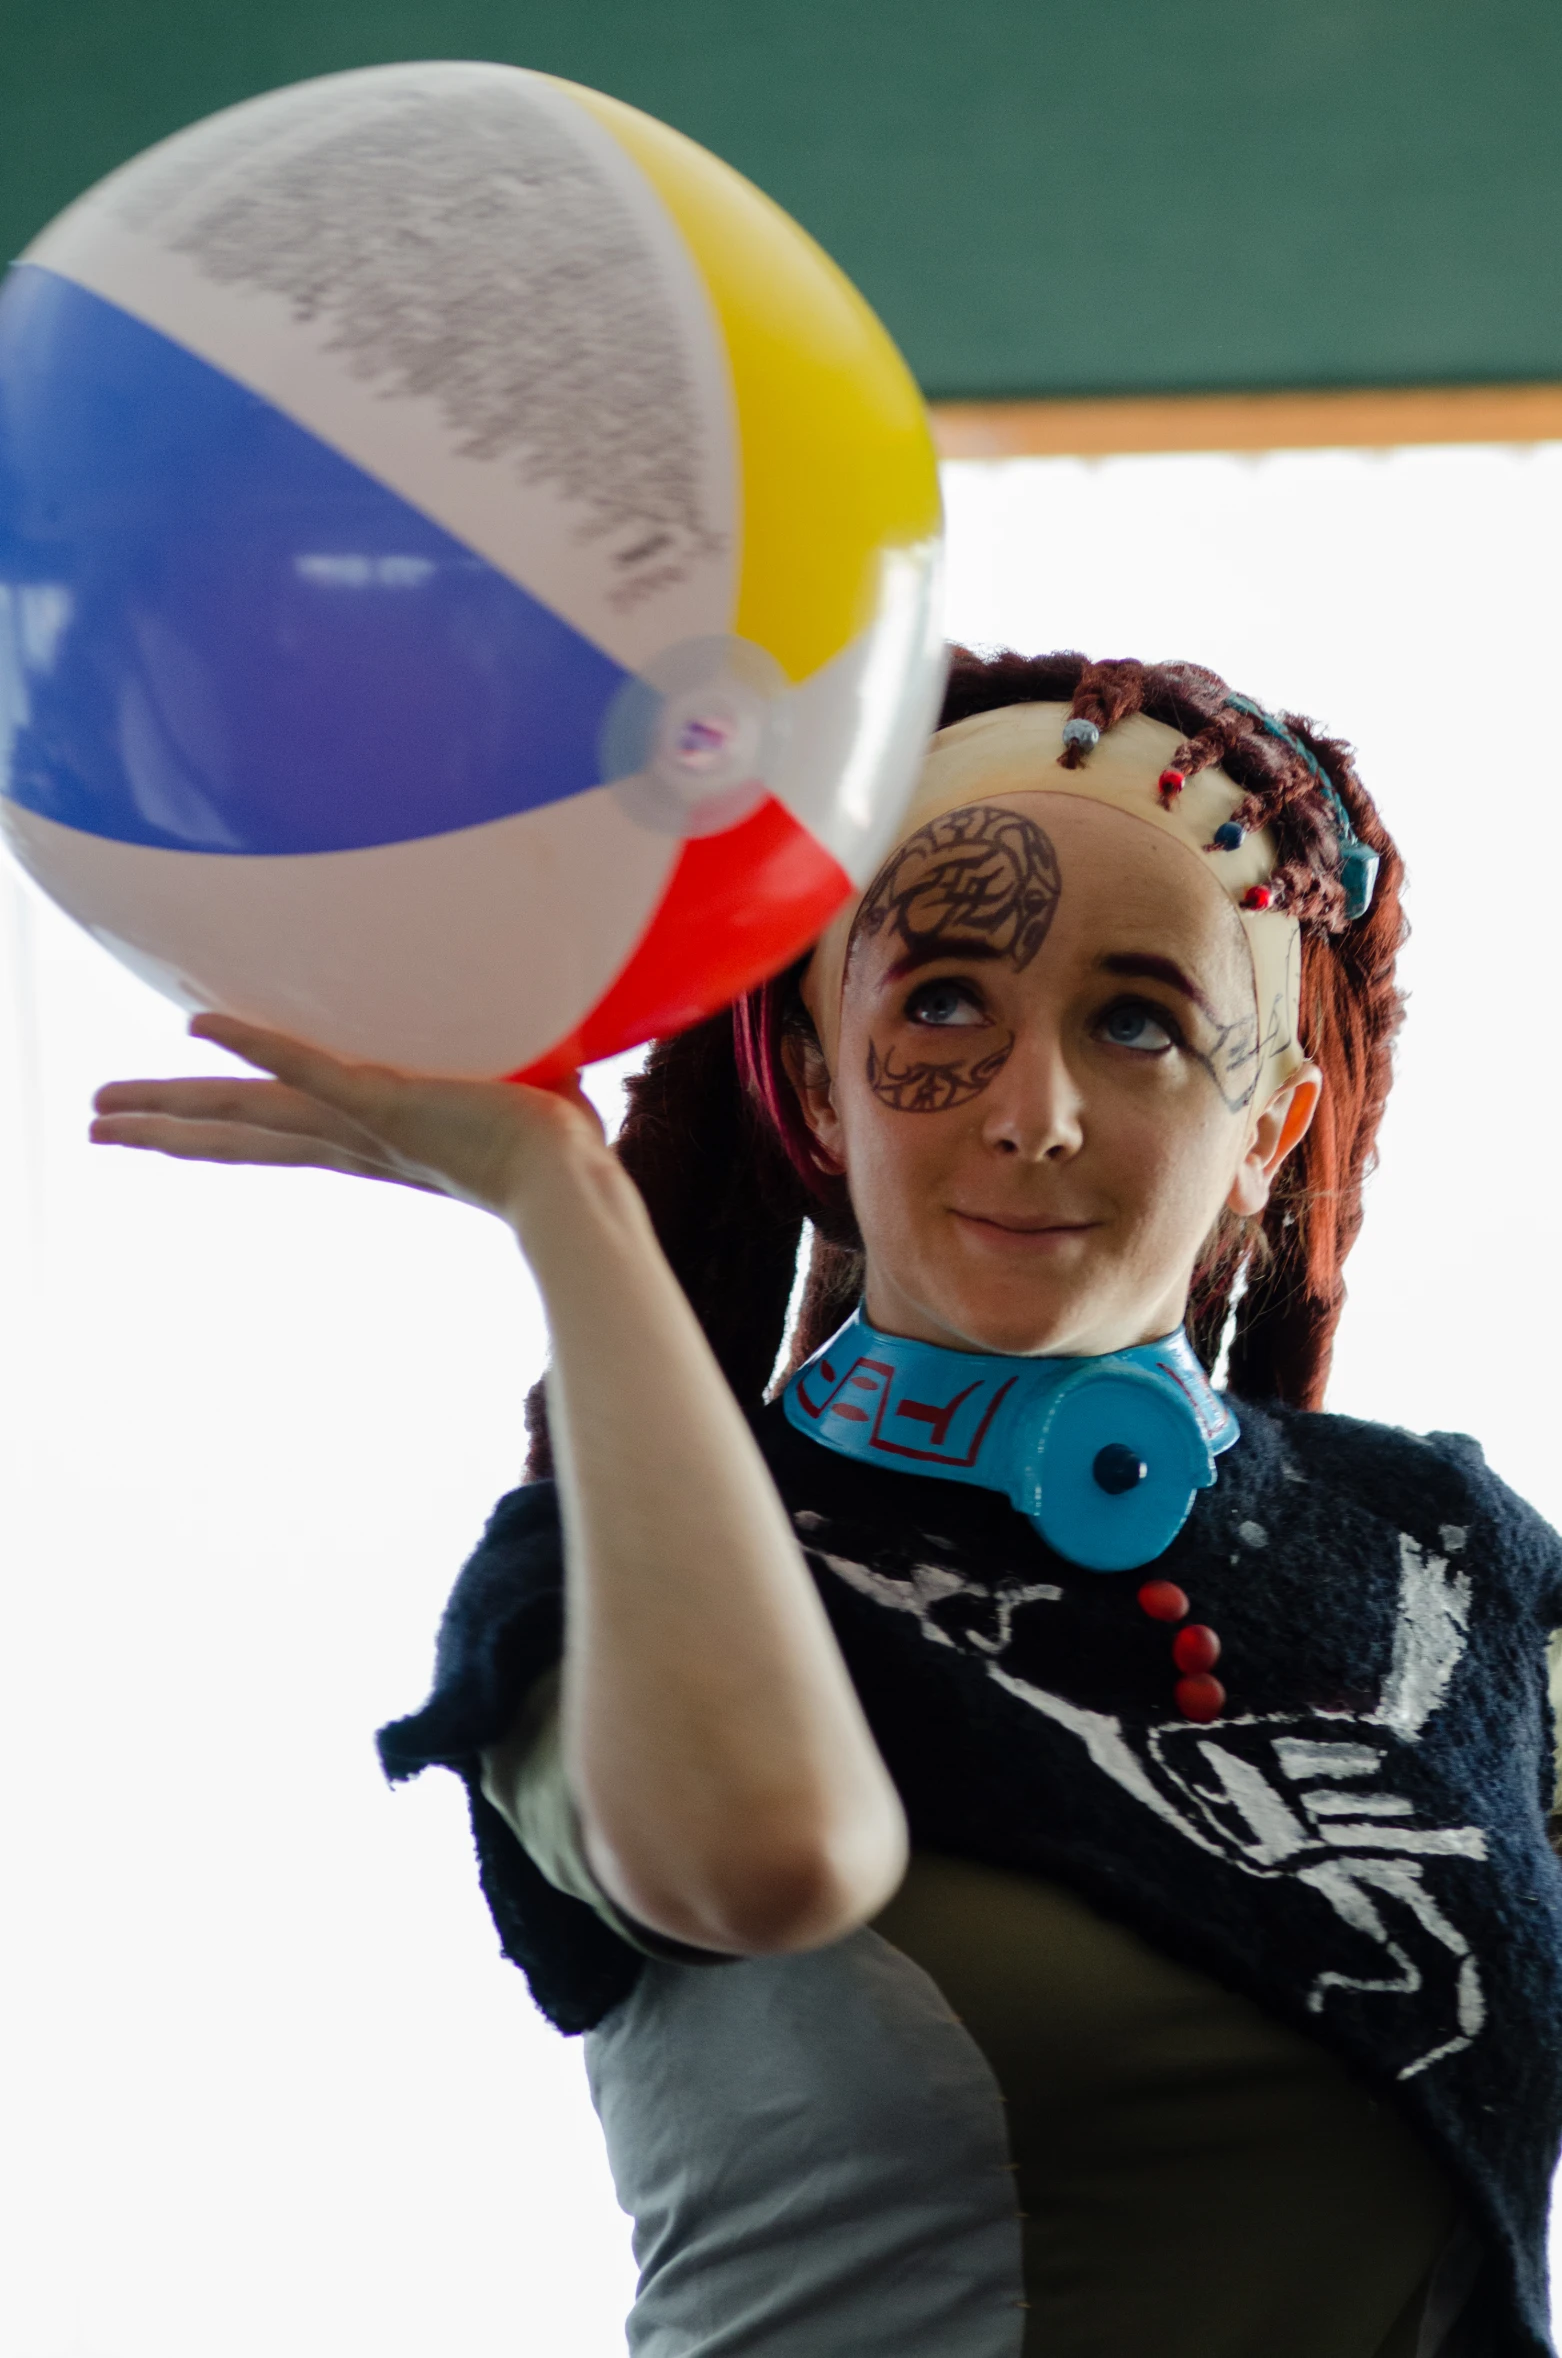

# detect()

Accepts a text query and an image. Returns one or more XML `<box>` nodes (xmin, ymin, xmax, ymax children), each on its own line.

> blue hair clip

<box><xmin>1223</xmin><ymin>693</ymin><xmax>1379</xmax><ymax>920</ymax></box>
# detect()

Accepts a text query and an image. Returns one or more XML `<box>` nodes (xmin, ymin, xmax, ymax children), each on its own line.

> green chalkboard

<box><xmin>4</xmin><ymin>0</ymin><xmax>1560</xmax><ymax>399</ymax></box>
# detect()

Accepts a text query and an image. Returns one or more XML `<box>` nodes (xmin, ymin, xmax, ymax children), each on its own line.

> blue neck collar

<box><xmin>783</xmin><ymin>1308</ymin><xmax>1238</xmax><ymax>1573</ymax></box>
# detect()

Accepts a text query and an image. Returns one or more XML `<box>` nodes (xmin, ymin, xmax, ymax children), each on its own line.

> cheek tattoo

<box><xmin>853</xmin><ymin>806</ymin><xmax>1062</xmax><ymax>1113</ymax></box>
<box><xmin>865</xmin><ymin>1036</ymin><xmax>1016</xmax><ymax>1113</ymax></box>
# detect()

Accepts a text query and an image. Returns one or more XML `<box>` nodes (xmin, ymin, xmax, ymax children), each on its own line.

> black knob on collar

<box><xmin>1092</xmin><ymin>1443</ymin><xmax>1148</xmax><ymax>1496</ymax></box>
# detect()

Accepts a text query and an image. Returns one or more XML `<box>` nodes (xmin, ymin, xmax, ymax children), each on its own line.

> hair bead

<box><xmin>1242</xmin><ymin>884</ymin><xmax>1273</xmax><ymax>911</ymax></box>
<box><xmin>1340</xmin><ymin>840</ymin><xmax>1381</xmax><ymax>922</ymax></box>
<box><xmin>1061</xmin><ymin>716</ymin><xmax>1101</xmax><ymax>751</ymax></box>
<box><xmin>1212</xmin><ymin>821</ymin><xmax>1245</xmax><ymax>851</ymax></box>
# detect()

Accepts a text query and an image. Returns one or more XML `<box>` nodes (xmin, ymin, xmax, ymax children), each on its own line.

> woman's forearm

<box><xmin>507</xmin><ymin>1136</ymin><xmax>907</xmax><ymax>1955</ymax></box>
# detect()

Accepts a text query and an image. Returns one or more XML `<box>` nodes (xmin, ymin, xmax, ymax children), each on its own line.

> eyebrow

<box><xmin>1097</xmin><ymin>951</ymin><xmax>1220</xmax><ymax>1025</ymax></box>
<box><xmin>882</xmin><ymin>938</ymin><xmax>1010</xmax><ymax>983</ymax></box>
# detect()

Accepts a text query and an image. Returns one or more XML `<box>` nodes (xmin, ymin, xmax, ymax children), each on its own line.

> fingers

<box><xmin>187</xmin><ymin>1012</ymin><xmax>403</xmax><ymax>1119</ymax></box>
<box><xmin>92</xmin><ymin>1074</ymin><xmax>381</xmax><ymax>1155</ymax></box>
<box><xmin>87</xmin><ymin>1110</ymin><xmax>421</xmax><ymax>1184</ymax></box>
<box><xmin>93</xmin><ymin>1014</ymin><xmax>613</xmax><ymax>1218</ymax></box>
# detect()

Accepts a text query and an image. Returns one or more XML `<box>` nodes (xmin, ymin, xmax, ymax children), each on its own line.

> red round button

<box><xmin>1172</xmin><ymin>1624</ymin><xmax>1221</xmax><ymax>1674</ymax></box>
<box><xmin>1175</xmin><ymin>1673</ymin><xmax>1226</xmax><ymax>1723</ymax></box>
<box><xmin>1138</xmin><ymin>1580</ymin><xmax>1189</xmax><ymax>1623</ymax></box>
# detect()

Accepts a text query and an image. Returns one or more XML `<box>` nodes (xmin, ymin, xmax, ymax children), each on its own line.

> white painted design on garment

<box><xmin>811</xmin><ymin>1548</ymin><xmax>1061</xmax><ymax>1657</ymax></box>
<box><xmin>1317</xmin><ymin>1823</ymin><xmax>1487</xmax><ymax>1859</ymax></box>
<box><xmin>1298</xmin><ymin>1858</ymin><xmax>1485</xmax><ymax>2078</ymax></box>
<box><xmin>1373</xmin><ymin>1534</ymin><xmax>1471</xmax><ymax>1740</ymax></box>
<box><xmin>986</xmin><ymin>1669</ymin><xmax>1226</xmax><ymax>1858</ymax></box>
<box><xmin>1274</xmin><ymin>1739</ymin><xmax>1382</xmax><ymax>1780</ymax></box>
<box><xmin>963</xmin><ymin>1584</ymin><xmax>1068</xmax><ymax>1657</ymax></box>
<box><xmin>1187</xmin><ymin>1741</ymin><xmax>1311</xmax><ymax>1862</ymax></box>
<box><xmin>1238</xmin><ymin>1520</ymin><xmax>1269</xmax><ymax>1549</ymax></box>
<box><xmin>1301</xmin><ymin>1789</ymin><xmax>1414</xmax><ymax>1818</ymax></box>
<box><xmin>805</xmin><ymin>1513</ymin><xmax>1494</xmax><ymax>2081</ymax></box>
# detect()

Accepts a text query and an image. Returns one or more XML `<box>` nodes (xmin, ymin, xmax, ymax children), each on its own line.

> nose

<box><xmin>980</xmin><ymin>1028</ymin><xmax>1084</xmax><ymax>1162</ymax></box>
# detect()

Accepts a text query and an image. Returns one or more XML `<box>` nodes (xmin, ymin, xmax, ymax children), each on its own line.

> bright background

<box><xmin>2</xmin><ymin>441</ymin><xmax>1560</xmax><ymax>2355</ymax></box>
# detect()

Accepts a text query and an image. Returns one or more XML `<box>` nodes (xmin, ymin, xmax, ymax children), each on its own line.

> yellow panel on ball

<box><xmin>561</xmin><ymin>78</ymin><xmax>942</xmax><ymax>686</ymax></box>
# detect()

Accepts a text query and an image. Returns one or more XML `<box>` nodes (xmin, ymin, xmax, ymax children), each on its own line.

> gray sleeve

<box><xmin>480</xmin><ymin>1670</ymin><xmax>730</xmax><ymax>1965</ymax></box>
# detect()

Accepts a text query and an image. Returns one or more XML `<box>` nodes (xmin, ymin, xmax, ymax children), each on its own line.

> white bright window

<box><xmin>2</xmin><ymin>441</ymin><xmax>1559</xmax><ymax>2354</ymax></box>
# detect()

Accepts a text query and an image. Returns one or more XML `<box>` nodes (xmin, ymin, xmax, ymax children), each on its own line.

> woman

<box><xmin>93</xmin><ymin>650</ymin><xmax>1562</xmax><ymax>2357</ymax></box>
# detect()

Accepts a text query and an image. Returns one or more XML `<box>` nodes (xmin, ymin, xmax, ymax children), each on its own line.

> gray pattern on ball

<box><xmin>113</xmin><ymin>75</ymin><xmax>723</xmax><ymax>601</ymax></box>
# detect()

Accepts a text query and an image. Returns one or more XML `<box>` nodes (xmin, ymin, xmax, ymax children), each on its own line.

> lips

<box><xmin>951</xmin><ymin>1209</ymin><xmax>1100</xmax><ymax>1239</ymax></box>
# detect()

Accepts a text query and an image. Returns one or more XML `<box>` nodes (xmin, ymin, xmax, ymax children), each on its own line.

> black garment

<box><xmin>379</xmin><ymin>1396</ymin><xmax>1562</xmax><ymax>2357</ymax></box>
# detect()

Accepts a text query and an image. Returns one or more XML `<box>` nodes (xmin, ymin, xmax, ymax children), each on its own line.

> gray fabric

<box><xmin>586</xmin><ymin>1929</ymin><xmax>1026</xmax><ymax>2358</ymax></box>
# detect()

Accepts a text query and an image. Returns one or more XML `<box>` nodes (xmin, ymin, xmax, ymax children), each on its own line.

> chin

<box><xmin>932</xmin><ymin>1285</ymin><xmax>1090</xmax><ymax>1361</ymax></box>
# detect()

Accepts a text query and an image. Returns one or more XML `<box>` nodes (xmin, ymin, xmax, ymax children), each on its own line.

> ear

<box><xmin>779</xmin><ymin>1029</ymin><xmax>848</xmax><ymax>1176</ymax></box>
<box><xmin>1227</xmin><ymin>1062</ymin><xmax>1322</xmax><ymax>1218</ymax></box>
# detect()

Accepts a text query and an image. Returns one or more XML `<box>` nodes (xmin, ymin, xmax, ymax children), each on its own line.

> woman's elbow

<box><xmin>710</xmin><ymin>1822</ymin><xmax>908</xmax><ymax>1953</ymax></box>
<box><xmin>605</xmin><ymin>1800</ymin><xmax>910</xmax><ymax>1957</ymax></box>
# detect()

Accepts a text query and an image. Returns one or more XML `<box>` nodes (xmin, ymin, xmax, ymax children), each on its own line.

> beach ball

<box><xmin>0</xmin><ymin>63</ymin><xmax>943</xmax><ymax>1077</ymax></box>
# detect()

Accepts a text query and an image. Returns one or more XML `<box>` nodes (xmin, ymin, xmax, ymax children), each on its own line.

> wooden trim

<box><xmin>931</xmin><ymin>383</ymin><xmax>1562</xmax><ymax>460</ymax></box>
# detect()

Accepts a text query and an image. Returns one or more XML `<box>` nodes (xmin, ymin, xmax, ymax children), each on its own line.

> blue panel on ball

<box><xmin>0</xmin><ymin>264</ymin><xmax>629</xmax><ymax>854</ymax></box>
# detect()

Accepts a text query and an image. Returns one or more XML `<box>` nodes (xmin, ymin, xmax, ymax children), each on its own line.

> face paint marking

<box><xmin>1191</xmin><ymin>1013</ymin><xmax>1261</xmax><ymax>1113</ymax></box>
<box><xmin>866</xmin><ymin>1034</ymin><xmax>1016</xmax><ymax>1113</ymax></box>
<box><xmin>855</xmin><ymin>806</ymin><xmax>1061</xmax><ymax>1113</ymax></box>
<box><xmin>855</xmin><ymin>805</ymin><xmax>1062</xmax><ymax>973</ymax></box>
<box><xmin>1096</xmin><ymin>952</ymin><xmax>1263</xmax><ymax>1114</ymax></box>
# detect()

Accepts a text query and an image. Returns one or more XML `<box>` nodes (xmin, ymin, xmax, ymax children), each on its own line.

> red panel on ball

<box><xmin>514</xmin><ymin>796</ymin><xmax>851</xmax><ymax>1083</ymax></box>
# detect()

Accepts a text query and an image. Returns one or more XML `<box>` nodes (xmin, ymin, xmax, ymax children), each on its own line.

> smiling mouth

<box><xmin>952</xmin><ymin>1210</ymin><xmax>1101</xmax><ymax>1239</ymax></box>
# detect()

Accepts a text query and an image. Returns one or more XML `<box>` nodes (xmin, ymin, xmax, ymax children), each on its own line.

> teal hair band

<box><xmin>1223</xmin><ymin>693</ymin><xmax>1379</xmax><ymax>920</ymax></box>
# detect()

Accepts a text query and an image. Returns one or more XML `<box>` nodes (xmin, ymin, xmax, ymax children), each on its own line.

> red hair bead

<box><xmin>1138</xmin><ymin>1580</ymin><xmax>1189</xmax><ymax>1623</ymax></box>
<box><xmin>1173</xmin><ymin>1624</ymin><xmax>1222</xmax><ymax>1674</ymax></box>
<box><xmin>1241</xmin><ymin>885</ymin><xmax>1272</xmax><ymax>911</ymax></box>
<box><xmin>1158</xmin><ymin>766</ymin><xmax>1185</xmax><ymax>797</ymax></box>
<box><xmin>1175</xmin><ymin>1672</ymin><xmax>1226</xmax><ymax>1723</ymax></box>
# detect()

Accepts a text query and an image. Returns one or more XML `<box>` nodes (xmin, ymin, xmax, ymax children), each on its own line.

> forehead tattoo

<box><xmin>854</xmin><ymin>805</ymin><xmax>1062</xmax><ymax>1113</ymax></box>
<box><xmin>854</xmin><ymin>804</ymin><xmax>1062</xmax><ymax>972</ymax></box>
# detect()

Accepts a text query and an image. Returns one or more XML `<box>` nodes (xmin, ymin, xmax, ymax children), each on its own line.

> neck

<box><xmin>859</xmin><ymin>1278</ymin><xmax>1192</xmax><ymax>1363</ymax></box>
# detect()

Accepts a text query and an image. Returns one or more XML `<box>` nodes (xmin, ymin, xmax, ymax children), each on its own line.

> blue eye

<box><xmin>906</xmin><ymin>979</ymin><xmax>986</xmax><ymax>1028</ymax></box>
<box><xmin>1100</xmin><ymin>1001</ymin><xmax>1175</xmax><ymax>1053</ymax></box>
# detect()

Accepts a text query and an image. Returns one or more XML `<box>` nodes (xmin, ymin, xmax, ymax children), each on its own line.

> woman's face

<box><xmin>799</xmin><ymin>793</ymin><xmax>1316</xmax><ymax>1358</ymax></box>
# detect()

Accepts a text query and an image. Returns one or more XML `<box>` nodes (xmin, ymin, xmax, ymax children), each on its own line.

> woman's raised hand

<box><xmin>90</xmin><ymin>1013</ymin><xmax>606</xmax><ymax>1225</ymax></box>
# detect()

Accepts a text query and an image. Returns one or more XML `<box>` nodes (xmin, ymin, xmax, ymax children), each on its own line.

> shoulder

<box><xmin>1231</xmin><ymin>1396</ymin><xmax>1562</xmax><ymax>1608</ymax></box>
<box><xmin>1236</xmin><ymin>1395</ymin><xmax>1486</xmax><ymax>1503</ymax></box>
